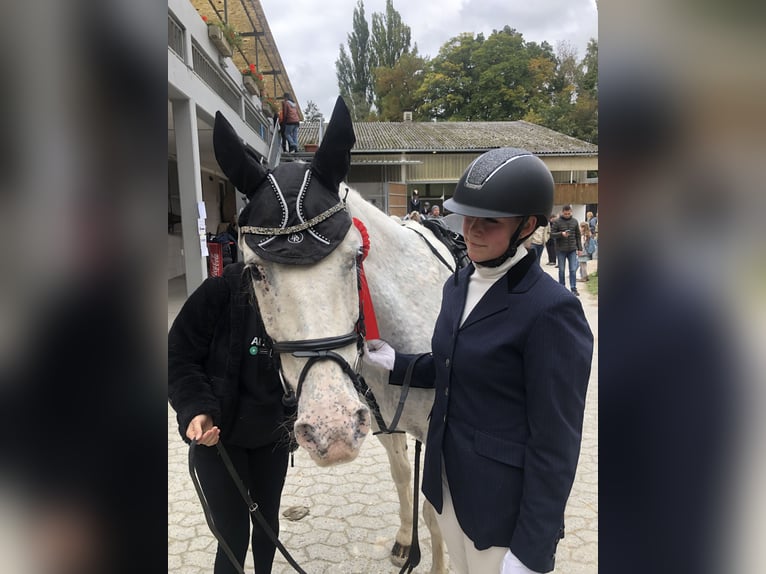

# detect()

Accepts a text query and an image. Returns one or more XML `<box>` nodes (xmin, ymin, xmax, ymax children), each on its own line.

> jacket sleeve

<box><xmin>389</xmin><ymin>352</ymin><xmax>436</xmax><ymax>388</ymax></box>
<box><xmin>510</xmin><ymin>295</ymin><xmax>593</xmax><ymax>572</ymax></box>
<box><xmin>168</xmin><ymin>276</ymin><xmax>229</xmax><ymax>441</ymax></box>
<box><xmin>575</xmin><ymin>224</ymin><xmax>583</xmax><ymax>251</ymax></box>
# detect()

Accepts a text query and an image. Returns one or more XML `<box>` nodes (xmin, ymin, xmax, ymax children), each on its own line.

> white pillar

<box><xmin>172</xmin><ymin>98</ymin><xmax>208</xmax><ymax>296</ymax></box>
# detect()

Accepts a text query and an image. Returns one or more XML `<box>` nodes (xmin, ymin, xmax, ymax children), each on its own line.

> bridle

<box><xmin>272</xmin><ymin>330</ymin><xmax>364</xmax><ymax>411</ymax></box>
<box><xmin>247</xmin><ymin>214</ymin><xmax>407</xmax><ymax>437</ymax></box>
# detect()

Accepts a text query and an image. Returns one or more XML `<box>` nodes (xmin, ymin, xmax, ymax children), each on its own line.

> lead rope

<box><xmin>189</xmin><ymin>440</ymin><xmax>308</xmax><ymax>574</ymax></box>
<box><xmin>399</xmin><ymin>440</ymin><xmax>423</xmax><ymax>574</ymax></box>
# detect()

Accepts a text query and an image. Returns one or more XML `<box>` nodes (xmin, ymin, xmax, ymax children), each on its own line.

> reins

<box><xmin>188</xmin><ymin>440</ymin><xmax>308</xmax><ymax>574</ymax></box>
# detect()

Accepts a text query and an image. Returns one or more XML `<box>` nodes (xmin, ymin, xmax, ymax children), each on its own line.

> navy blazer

<box><xmin>391</xmin><ymin>253</ymin><xmax>593</xmax><ymax>572</ymax></box>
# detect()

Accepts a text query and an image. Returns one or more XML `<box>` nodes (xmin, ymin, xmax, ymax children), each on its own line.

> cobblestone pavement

<box><xmin>168</xmin><ymin>261</ymin><xmax>598</xmax><ymax>573</ymax></box>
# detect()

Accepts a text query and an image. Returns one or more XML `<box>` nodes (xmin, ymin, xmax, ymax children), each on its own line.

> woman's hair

<box><xmin>580</xmin><ymin>222</ymin><xmax>591</xmax><ymax>236</ymax></box>
<box><xmin>409</xmin><ymin>211</ymin><xmax>422</xmax><ymax>222</ymax></box>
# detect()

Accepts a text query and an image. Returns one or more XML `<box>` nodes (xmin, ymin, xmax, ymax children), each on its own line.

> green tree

<box><xmin>416</xmin><ymin>32</ymin><xmax>481</xmax><ymax>120</ymax></box>
<box><xmin>335</xmin><ymin>0</ymin><xmax>373</xmax><ymax>120</ymax></box>
<box><xmin>417</xmin><ymin>28</ymin><xmax>558</xmax><ymax>122</ymax></box>
<box><xmin>370</xmin><ymin>0</ymin><xmax>411</xmax><ymax>68</ymax></box>
<box><xmin>374</xmin><ymin>51</ymin><xmax>428</xmax><ymax>121</ymax></box>
<box><xmin>533</xmin><ymin>39</ymin><xmax>598</xmax><ymax>143</ymax></box>
<box><xmin>572</xmin><ymin>39</ymin><xmax>598</xmax><ymax>143</ymax></box>
<box><xmin>303</xmin><ymin>100</ymin><xmax>324</xmax><ymax>123</ymax></box>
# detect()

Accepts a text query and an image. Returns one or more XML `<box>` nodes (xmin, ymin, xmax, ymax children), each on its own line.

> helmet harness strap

<box><xmin>475</xmin><ymin>215</ymin><xmax>531</xmax><ymax>268</ymax></box>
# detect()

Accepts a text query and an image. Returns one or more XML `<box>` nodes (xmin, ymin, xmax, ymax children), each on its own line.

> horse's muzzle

<box><xmin>294</xmin><ymin>404</ymin><xmax>370</xmax><ymax>466</ymax></box>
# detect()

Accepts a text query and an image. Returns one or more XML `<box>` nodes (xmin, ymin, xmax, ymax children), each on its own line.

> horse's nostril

<box><xmin>295</xmin><ymin>422</ymin><xmax>316</xmax><ymax>443</ymax></box>
<box><xmin>355</xmin><ymin>407</ymin><xmax>371</xmax><ymax>429</ymax></box>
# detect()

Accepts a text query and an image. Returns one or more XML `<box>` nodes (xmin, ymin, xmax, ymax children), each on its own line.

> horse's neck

<box><xmin>347</xmin><ymin>191</ymin><xmax>452</xmax><ymax>352</ymax></box>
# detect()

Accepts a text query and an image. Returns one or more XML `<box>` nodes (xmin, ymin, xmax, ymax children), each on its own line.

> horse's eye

<box><xmin>247</xmin><ymin>264</ymin><xmax>263</xmax><ymax>281</ymax></box>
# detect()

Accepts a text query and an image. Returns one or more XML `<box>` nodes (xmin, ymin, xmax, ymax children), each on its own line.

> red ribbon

<box><xmin>352</xmin><ymin>218</ymin><xmax>379</xmax><ymax>340</ymax></box>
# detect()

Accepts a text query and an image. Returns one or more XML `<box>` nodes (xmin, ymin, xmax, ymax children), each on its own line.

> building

<box><xmin>168</xmin><ymin>0</ymin><xmax>298</xmax><ymax>295</ymax></box>
<box><xmin>168</xmin><ymin>0</ymin><xmax>598</xmax><ymax>296</ymax></box>
<box><xmin>299</xmin><ymin>118</ymin><xmax>598</xmax><ymax>220</ymax></box>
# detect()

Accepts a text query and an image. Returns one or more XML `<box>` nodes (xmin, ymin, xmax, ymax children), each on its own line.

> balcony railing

<box><xmin>168</xmin><ymin>13</ymin><xmax>185</xmax><ymax>59</ymax></box>
<box><xmin>168</xmin><ymin>7</ymin><xmax>274</xmax><ymax>151</ymax></box>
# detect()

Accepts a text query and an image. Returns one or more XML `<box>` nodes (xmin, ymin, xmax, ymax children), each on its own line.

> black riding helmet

<box><xmin>444</xmin><ymin>148</ymin><xmax>554</xmax><ymax>266</ymax></box>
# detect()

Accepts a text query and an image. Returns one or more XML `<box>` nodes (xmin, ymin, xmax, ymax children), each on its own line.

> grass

<box><xmin>586</xmin><ymin>271</ymin><xmax>598</xmax><ymax>297</ymax></box>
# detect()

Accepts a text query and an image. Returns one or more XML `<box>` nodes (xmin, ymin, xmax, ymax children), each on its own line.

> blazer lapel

<box><xmin>459</xmin><ymin>253</ymin><xmax>538</xmax><ymax>330</ymax></box>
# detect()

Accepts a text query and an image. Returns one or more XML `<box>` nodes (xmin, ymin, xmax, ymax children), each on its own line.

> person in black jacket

<box><xmin>409</xmin><ymin>188</ymin><xmax>422</xmax><ymax>214</ymax></box>
<box><xmin>364</xmin><ymin>149</ymin><xmax>593</xmax><ymax>574</ymax></box>
<box><xmin>168</xmin><ymin>262</ymin><xmax>292</xmax><ymax>574</ymax></box>
<box><xmin>550</xmin><ymin>205</ymin><xmax>583</xmax><ymax>296</ymax></box>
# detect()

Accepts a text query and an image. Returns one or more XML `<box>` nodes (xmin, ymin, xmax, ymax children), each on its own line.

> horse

<box><xmin>212</xmin><ymin>97</ymin><xmax>453</xmax><ymax>573</ymax></box>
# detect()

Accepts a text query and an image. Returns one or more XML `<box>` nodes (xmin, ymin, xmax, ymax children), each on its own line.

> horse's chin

<box><xmin>309</xmin><ymin>448</ymin><xmax>359</xmax><ymax>467</ymax></box>
<box><xmin>302</xmin><ymin>439</ymin><xmax>366</xmax><ymax>467</ymax></box>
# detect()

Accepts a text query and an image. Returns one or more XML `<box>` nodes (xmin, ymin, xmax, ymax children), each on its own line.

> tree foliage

<box><xmin>337</xmin><ymin>0</ymin><xmax>419</xmax><ymax>120</ymax></box>
<box><xmin>370</xmin><ymin>0</ymin><xmax>411</xmax><ymax>68</ymax></box>
<box><xmin>374</xmin><ymin>51</ymin><xmax>428</xmax><ymax>121</ymax></box>
<box><xmin>303</xmin><ymin>100</ymin><xmax>323</xmax><ymax>123</ymax></box>
<box><xmin>335</xmin><ymin>2</ymin><xmax>597</xmax><ymax>142</ymax></box>
<box><xmin>335</xmin><ymin>0</ymin><xmax>373</xmax><ymax>120</ymax></box>
<box><xmin>416</xmin><ymin>27</ymin><xmax>597</xmax><ymax>142</ymax></box>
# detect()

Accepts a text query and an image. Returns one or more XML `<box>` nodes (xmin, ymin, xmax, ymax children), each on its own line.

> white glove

<box><xmin>501</xmin><ymin>549</ymin><xmax>542</xmax><ymax>574</ymax></box>
<box><xmin>362</xmin><ymin>339</ymin><xmax>395</xmax><ymax>371</ymax></box>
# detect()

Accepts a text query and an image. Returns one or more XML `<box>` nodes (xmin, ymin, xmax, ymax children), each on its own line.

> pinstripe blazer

<box><xmin>391</xmin><ymin>253</ymin><xmax>593</xmax><ymax>572</ymax></box>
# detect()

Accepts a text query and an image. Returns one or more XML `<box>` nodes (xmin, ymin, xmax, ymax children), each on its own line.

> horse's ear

<box><xmin>311</xmin><ymin>97</ymin><xmax>356</xmax><ymax>190</ymax></box>
<box><xmin>213</xmin><ymin>111</ymin><xmax>267</xmax><ymax>199</ymax></box>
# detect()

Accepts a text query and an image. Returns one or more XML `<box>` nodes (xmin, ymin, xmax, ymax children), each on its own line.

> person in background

<box><xmin>409</xmin><ymin>189</ymin><xmax>422</xmax><ymax>214</ymax></box>
<box><xmin>280</xmin><ymin>92</ymin><xmax>300</xmax><ymax>153</ymax></box>
<box><xmin>364</xmin><ymin>148</ymin><xmax>593</xmax><ymax>574</ymax></box>
<box><xmin>550</xmin><ymin>205</ymin><xmax>583</xmax><ymax>296</ymax></box>
<box><xmin>545</xmin><ymin>214</ymin><xmax>558</xmax><ymax>266</ymax></box>
<box><xmin>422</xmin><ymin>201</ymin><xmax>431</xmax><ymax>217</ymax></box>
<box><xmin>407</xmin><ymin>210</ymin><xmax>423</xmax><ymax>223</ymax></box>
<box><xmin>577</xmin><ymin>221</ymin><xmax>595</xmax><ymax>283</ymax></box>
<box><xmin>526</xmin><ymin>217</ymin><xmax>550</xmax><ymax>263</ymax></box>
<box><xmin>428</xmin><ymin>204</ymin><xmax>442</xmax><ymax>219</ymax></box>
<box><xmin>168</xmin><ymin>263</ymin><xmax>293</xmax><ymax>574</ymax></box>
<box><xmin>588</xmin><ymin>211</ymin><xmax>598</xmax><ymax>238</ymax></box>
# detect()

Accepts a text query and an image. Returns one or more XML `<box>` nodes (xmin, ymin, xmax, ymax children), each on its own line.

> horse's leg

<box><xmin>423</xmin><ymin>499</ymin><xmax>448</xmax><ymax>574</ymax></box>
<box><xmin>376</xmin><ymin>432</ymin><xmax>414</xmax><ymax>567</ymax></box>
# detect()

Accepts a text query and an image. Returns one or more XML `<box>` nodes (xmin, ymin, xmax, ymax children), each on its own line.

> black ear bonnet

<box><xmin>213</xmin><ymin>97</ymin><xmax>356</xmax><ymax>265</ymax></box>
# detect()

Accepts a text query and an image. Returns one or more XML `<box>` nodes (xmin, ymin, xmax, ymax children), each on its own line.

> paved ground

<box><xmin>168</xmin><ymin>259</ymin><xmax>598</xmax><ymax>573</ymax></box>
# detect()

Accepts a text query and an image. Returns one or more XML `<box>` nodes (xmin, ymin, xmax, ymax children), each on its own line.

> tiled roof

<box><xmin>299</xmin><ymin>120</ymin><xmax>597</xmax><ymax>155</ymax></box>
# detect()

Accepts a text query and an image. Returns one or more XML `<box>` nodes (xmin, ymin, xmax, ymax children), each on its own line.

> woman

<box><xmin>280</xmin><ymin>92</ymin><xmax>300</xmax><ymax>153</ymax></box>
<box><xmin>364</xmin><ymin>148</ymin><xmax>593</xmax><ymax>574</ymax></box>
<box><xmin>168</xmin><ymin>262</ymin><xmax>293</xmax><ymax>574</ymax></box>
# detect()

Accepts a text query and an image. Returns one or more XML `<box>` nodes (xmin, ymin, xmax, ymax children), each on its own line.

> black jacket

<box><xmin>168</xmin><ymin>263</ymin><xmax>287</xmax><ymax>447</ymax></box>
<box><xmin>551</xmin><ymin>216</ymin><xmax>582</xmax><ymax>253</ymax></box>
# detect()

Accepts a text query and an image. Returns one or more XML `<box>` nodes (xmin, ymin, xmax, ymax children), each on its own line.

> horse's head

<box><xmin>213</xmin><ymin>98</ymin><xmax>370</xmax><ymax>466</ymax></box>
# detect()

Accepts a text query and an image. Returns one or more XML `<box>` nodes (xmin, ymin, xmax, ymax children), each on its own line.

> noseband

<box><xmin>272</xmin><ymin>330</ymin><xmax>364</xmax><ymax>409</ymax></box>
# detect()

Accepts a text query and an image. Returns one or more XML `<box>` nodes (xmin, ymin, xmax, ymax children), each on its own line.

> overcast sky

<box><xmin>259</xmin><ymin>0</ymin><xmax>598</xmax><ymax>120</ymax></box>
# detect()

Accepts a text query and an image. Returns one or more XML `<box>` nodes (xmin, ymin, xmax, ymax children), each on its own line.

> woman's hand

<box><xmin>363</xmin><ymin>339</ymin><xmax>396</xmax><ymax>371</ymax></box>
<box><xmin>186</xmin><ymin>414</ymin><xmax>220</xmax><ymax>446</ymax></box>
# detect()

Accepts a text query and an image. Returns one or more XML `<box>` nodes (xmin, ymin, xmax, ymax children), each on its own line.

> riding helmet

<box><xmin>444</xmin><ymin>148</ymin><xmax>554</xmax><ymax>227</ymax></box>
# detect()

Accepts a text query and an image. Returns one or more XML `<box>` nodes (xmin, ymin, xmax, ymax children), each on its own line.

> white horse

<box><xmin>213</xmin><ymin>98</ymin><xmax>452</xmax><ymax>573</ymax></box>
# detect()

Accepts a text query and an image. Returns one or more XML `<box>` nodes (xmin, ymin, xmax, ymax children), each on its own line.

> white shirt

<box><xmin>460</xmin><ymin>246</ymin><xmax>527</xmax><ymax>326</ymax></box>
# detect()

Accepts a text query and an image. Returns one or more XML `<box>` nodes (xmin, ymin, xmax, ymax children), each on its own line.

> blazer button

<box><xmin>444</xmin><ymin>387</ymin><xmax>449</xmax><ymax>397</ymax></box>
<box><xmin>445</xmin><ymin>358</ymin><xmax>450</xmax><ymax>368</ymax></box>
